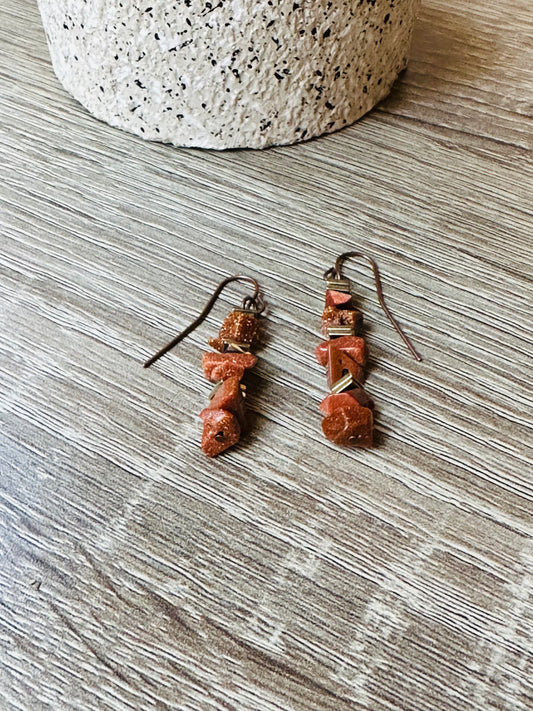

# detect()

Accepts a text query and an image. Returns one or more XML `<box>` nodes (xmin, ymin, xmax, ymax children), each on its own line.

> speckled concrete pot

<box><xmin>37</xmin><ymin>0</ymin><xmax>418</xmax><ymax>149</ymax></box>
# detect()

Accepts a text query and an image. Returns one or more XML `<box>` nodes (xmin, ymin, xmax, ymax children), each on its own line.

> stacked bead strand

<box><xmin>200</xmin><ymin>307</ymin><xmax>260</xmax><ymax>457</ymax></box>
<box><xmin>315</xmin><ymin>274</ymin><xmax>375</xmax><ymax>447</ymax></box>
<box><xmin>144</xmin><ymin>275</ymin><xmax>265</xmax><ymax>458</ymax></box>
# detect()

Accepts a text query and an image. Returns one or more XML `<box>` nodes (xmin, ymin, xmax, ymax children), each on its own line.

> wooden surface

<box><xmin>1</xmin><ymin>1</ymin><xmax>532</xmax><ymax>710</ymax></box>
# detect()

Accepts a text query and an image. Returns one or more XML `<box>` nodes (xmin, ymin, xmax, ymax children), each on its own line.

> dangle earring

<box><xmin>144</xmin><ymin>275</ymin><xmax>265</xmax><ymax>457</ymax></box>
<box><xmin>316</xmin><ymin>252</ymin><xmax>422</xmax><ymax>447</ymax></box>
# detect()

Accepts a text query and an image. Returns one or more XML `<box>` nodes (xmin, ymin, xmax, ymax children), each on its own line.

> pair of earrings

<box><xmin>144</xmin><ymin>252</ymin><xmax>421</xmax><ymax>457</ymax></box>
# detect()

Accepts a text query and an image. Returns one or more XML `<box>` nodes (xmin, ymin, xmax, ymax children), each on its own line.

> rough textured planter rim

<box><xmin>38</xmin><ymin>0</ymin><xmax>418</xmax><ymax>150</ymax></box>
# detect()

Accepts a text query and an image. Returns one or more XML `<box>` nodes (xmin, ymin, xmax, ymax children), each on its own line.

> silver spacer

<box><xmin>330</xmin><ymin>373</ymin><xmax>356</xmax><ymax>394</ymax></box>
<box><xmin>224</xmin><ymin>340</ymin><xmax>251</xmax><ymax>353</ymax></box>
<box><xmin>325</xmin><ymin>278</ymin><xmax>351</xmax><ymax>293</ymax></box>
<box><xmin>209</xmin><ymin>381</ymin><xmax>223</xmax><ymax>400</ymax></box>
<box><xmin>326</xmin><ymin>325</ymin><xmax>355</xmax><ymax>337</ymax></box>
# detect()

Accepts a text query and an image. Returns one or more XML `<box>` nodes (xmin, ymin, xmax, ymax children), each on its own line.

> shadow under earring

<box><xmin>144</xmin><ymin>275</ymin><xmax>265</xmax><ymax>457</ymax></box>
<box><xmin>316</xmin><ymin>251</ymin><xmax>422</xmax><ymax>447</ymax></box>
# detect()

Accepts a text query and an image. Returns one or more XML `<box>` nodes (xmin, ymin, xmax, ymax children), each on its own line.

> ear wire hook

<box><xmin>144</xmin><ymin>275</ymin><xmax>264</xmax><ymax>368</ymax></box>
<box><xmin>324</xmin><ymin>251</ymin><xmax>422</xmax><ymax>362</ymax></box>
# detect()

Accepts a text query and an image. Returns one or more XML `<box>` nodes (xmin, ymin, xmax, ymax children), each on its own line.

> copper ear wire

<box><xmin>324</xmin><ymin>251</ymin><xmax>422</xmax><ymax>362</ymax></box>
<box><xmin>144</xmin><ymin>275</ymin><xmax>264</xmax><ymax>368</ymax></box>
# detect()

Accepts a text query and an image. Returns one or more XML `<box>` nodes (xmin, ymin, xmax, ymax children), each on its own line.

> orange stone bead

<box><xmin>204</xmin><ymin>375</ymin><xmax>246</xmax><ymax>428</ymax></box>
<box><xmin>321</xmin><ymin>306</ymin><xmax>363</xmax><ymax>336</ymax></box>
<box><xmin>315</xmin><ymin>335</ymin><xmax>367</xmax><ymax>368</ymax></box>
<box><xmin>321</xmin><ymin>404</ymin><xmax>373</xmax><ymax>447</ymax></box>
<box><xmin>219</xmin><ymin>309</ymin><xmax>259</xmax><ymax>344</ymax></box>
<box><xmin>327</xmin><ymin>343</ymin><xmax>365</xmax><ymax>388</ymax></box>
<box><xmin>325</xmin><ymin>290</ymin><xmax>353</xmax><ymax>308</ymax></box>
<box><xmin>319</xmin><ymin>390</ymin><xmax>374</xmax><ymax>415</ymax></box>
<box><xmin>202</xmin><ymin>352</ymin><xmax>257</xmax><ymax>382</ymax></box>
<box><xmin>200</xmin><ymin>409</ymin><xmax>241</xmax><ymax>457</ymax></box>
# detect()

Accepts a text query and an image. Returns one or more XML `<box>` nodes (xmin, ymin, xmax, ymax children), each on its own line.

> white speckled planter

<box><xmin>37</xmin><ymin>0</ymin><xmax>418</xmax><ymax>150</ymax></box>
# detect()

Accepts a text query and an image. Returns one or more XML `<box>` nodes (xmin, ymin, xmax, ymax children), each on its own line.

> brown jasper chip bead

<box><xmin>207</xmin><ymin>337</ymin><xmax>227</xmax><ymax>353</ymax></box>
<box><xmin>200</xmin><ymin>409</ymin><xmax>241</xmax><ymax>457</ymax></box>
<box><xmin>322</xmin><ymin>404</ymin><xmax>373</xmax><ymax>448</ymax></box>
<box><xmin>327</xmin><ymin>343</ymin><xmax>365</xmax><ymax>388</ymax></box>
<box><xmin>202</xmin><ymin>352</ymin><xmax>257</xmax><ymax>382</ymax></box>
<box><xmin>320</xmin><ymin>392</ymin><xmax>357</xmax><ymax>415</ymax></box>
<box><xmin>315</xmin><ymin>335</ymin><xmax>367</xmax><ymax>367</ymax></box>
<box><xmin>219</xmin><ymin>309</ymin><xmax>259</xmax><ymax>345</ymax></box>
<box><xmin>325</xmin><ymin>290</ymin><xmax>353</xmax><ymax>308</ymax></box>
<box><xmin>204</xmin><ymin>375</ymin><xmax>246</xmax><ymax>428</ymax></box>
<box><xmin>319</xmin><ymin>390</ymin><xmax>374</xmax><ymax>415</ymax></box>
<box><xmin>321</xmin><ymin>306</ymin><xmax>363</xmax><ymax>336</ymax></box>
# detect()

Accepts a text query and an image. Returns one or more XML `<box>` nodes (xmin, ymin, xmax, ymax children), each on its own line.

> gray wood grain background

<box><xmin>1</xmin><ymin>1</ymin><xmax>532</xmax><ymax>710</ymax></box>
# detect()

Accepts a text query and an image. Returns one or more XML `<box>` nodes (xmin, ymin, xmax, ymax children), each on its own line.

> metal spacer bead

<box><xmin>325</xmin><ymin>278</ymin><xmax>351</xmax><ymax>293</ymax></box>
<box><xmin>209</xmin><ymin>381</ymin><xmax>223</xmax><ymax>400</ymax></box>
<box><xmin>327</xmin><ymin>325</ymin><xmax>355</xmax><ymax>337</ymax></box>
<box><xmin>224</xmin><ymin>340</ymin><xmax>251</xmax><ymax>353</ymax></box>
<box><xmin>330</xmin><ymin>373</ymin><xmax>356</xmax><ymax>394</ymax></box>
